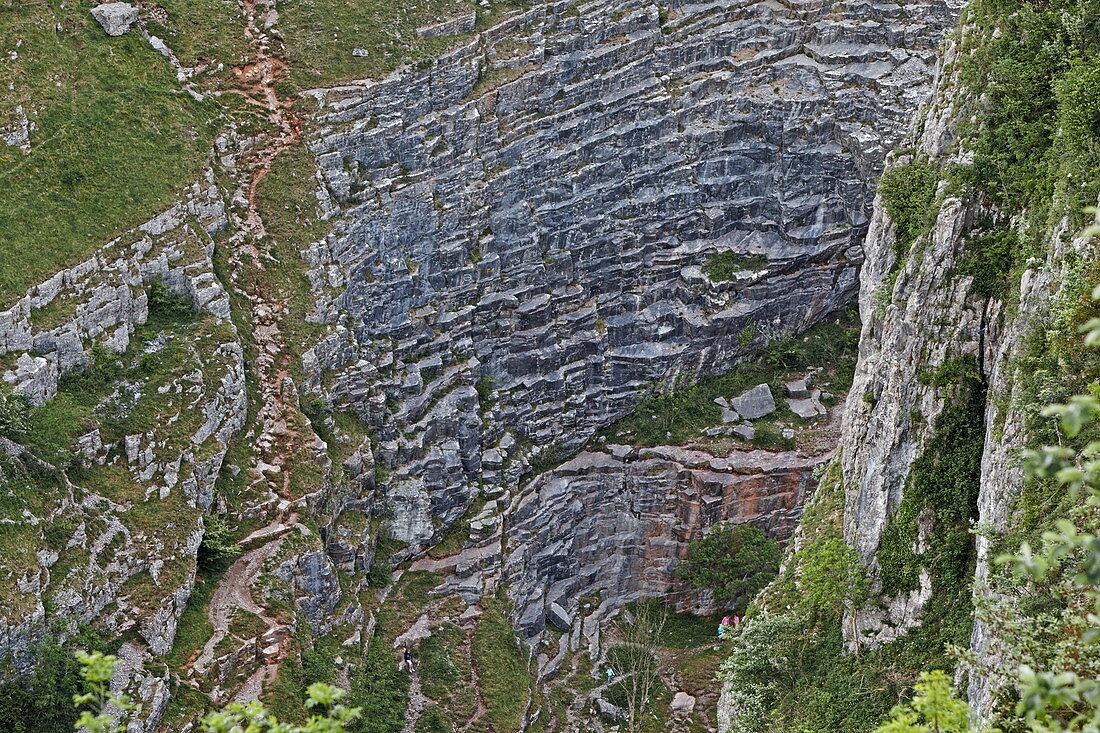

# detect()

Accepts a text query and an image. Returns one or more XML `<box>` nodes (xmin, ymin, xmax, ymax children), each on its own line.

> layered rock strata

<box><xmin>506</xmin><ymin>440</ymin><xmax>833</xmax><ymax>639</ymax></box>
<box><xmin>300</xmin><ymin>0</ymin><xmax>963</xmax><ymax>562</ymax></box>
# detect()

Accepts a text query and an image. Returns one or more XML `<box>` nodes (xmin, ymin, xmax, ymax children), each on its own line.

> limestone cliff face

<box><xmin>300</xmin><ymin>0</ymin><xmax>961</xmax><ymax>561</ymax></box>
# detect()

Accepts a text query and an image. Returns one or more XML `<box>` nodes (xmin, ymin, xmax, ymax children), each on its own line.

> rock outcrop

<box><xmin>0</xmin><ymin>169</ymin><xmax>247</xmax><ymax>729</ymax></box>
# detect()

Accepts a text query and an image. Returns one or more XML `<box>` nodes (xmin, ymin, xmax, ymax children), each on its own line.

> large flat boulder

<box><xmin>731</xmin><ymin>384</ymin><xmax>776</xmax><ymax>419</ymax></box>
<box><xmin>787</xmin><ymin>396</ymin><xmax>827</xmax><ymax>420</ymax></box>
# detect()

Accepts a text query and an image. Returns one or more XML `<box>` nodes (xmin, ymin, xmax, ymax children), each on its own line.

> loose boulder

<box><xmin>731</xmin><ymin>383</ymin><xmax>776</xmax><ymax>419</ymax></box>
<box><xmin>596</xmin><ymin>698</ymin><xmax>626</xmax><ymax>720</ymax></box>
<box><xmin>91</xmin><ymin>2</ymin><xmax>138</xmax><ymax>36</ymax></box>
<box><xmin>785</xmin><ymin>379</ymin><xmax>810</xmax><ymax>399</ymax></box>
<box><xmin>787</xmin><ymin>396</ymin><xmax>827</xmax><ymax>420</ymax></box>
<box><xmin>547</xmin><ymin>601</ymin><xmax>572</xmax><ymax>631</ymax></box>
<box><xmin>670</xmin><ymin>691</ymin><xmax>697</xmax><ymax>715</ymax></box>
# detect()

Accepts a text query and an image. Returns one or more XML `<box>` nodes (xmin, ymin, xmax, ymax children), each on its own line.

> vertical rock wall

<box><xmin>301</xmin><ymin>0</ymin><xmax>961</xmax><ymax>553</ymax></box>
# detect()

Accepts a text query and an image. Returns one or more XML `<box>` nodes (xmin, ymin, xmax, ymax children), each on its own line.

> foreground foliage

<box><xmin>70</xmin><ymin>652</ymin><xmax>361</xmax><ymax>732</ymax></box>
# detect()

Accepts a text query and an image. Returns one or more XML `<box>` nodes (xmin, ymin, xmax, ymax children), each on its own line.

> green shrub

<box><xmin>0</xmin><ymin>630</ymin><xmax>105</xmax><ymax>733</ymax></box>
<box><xmin>146</xmin><ymin>278</ymin><xmax>197</xmax><ymax>329</ymax></box>
<box><xmin>703</xmin><ymin>251</ymin><xmax>769</xmax><ymax>281</ymax></box>
<box><xmin>0</xmin><ymin>391</ymin><xmax>30</xmax><ymax>442</ymax></box>
<box><xmin>197</xmin><ymin>515</ymin><xmax>239</xmax><ymax>573</ymax></box>
<box><xmin>959</xmin><ymin>223</ymin><xmax>1016</xmax><ymax>298</ymax></box>
<box><xmin>877</xmin><ymin>158</ymin><xmax>939</xmax><ymax>263</ymax></box>
<box><xmin>677</xmin><ymin>523</ymin><xmax>781</xmax><ymax>609</ymax></box>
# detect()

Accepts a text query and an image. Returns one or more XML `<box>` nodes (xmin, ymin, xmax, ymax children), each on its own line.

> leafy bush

<box><xmin>878</xmin><ymin>158</ymin><xmax>939</xmax><ymax>264</ymax></box>
<box><xmin>0</xmin><ymin>631</ymin><xmax>105</xmax><ymax>733</ymax></box>
<box><xmin>145</xmin><ymin>278</ymin><xmax>197</xmax><ymax>329</ymax></box>
<box><xmin>959</xmin><ymin>223</ymin><xmax>1017</xmax><ymax>298</ymax></box>
<box><xmin>703</xmin><ymin>251</ymin><xmax>769</xmax><ymax>281</ymax></box>
<box><xmin>677</xmin><ymin>524</ymin><xmax>781</xmax><ymax>608</ymax></box>
<box><xmin>0</xmin><ymin>391</ymin><xmax>30</xmax><ymax>442</ymax></box>
<box><xmin>873</xmin><ymin>671</ymin><xmax>974</xmax><ymax>732</ymax></box>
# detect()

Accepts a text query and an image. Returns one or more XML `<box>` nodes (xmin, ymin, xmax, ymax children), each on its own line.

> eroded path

<box><xmin>190</xmin><ymin>0</ymin><xmax>319</xmax><ymax>703</ymax></box>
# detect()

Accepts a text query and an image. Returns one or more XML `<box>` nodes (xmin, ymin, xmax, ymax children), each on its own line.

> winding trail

<box><xmin>187</xmin><ymin>0</ymin><xmax>317</xmax><ymax>703</ymax></box>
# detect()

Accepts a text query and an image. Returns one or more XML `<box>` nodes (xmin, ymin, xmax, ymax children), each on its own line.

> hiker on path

<box><xmin>606</xmin><ymin>668</ymin><xmax>614</xmax><ymax>683</ymax></box>
<box><xmin>402</xmin><ymin>648</ymin><xmax>414</xmax><ymax>672</ymax></box>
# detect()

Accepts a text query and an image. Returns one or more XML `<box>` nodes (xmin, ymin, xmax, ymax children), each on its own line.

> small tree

<box><xmin>677</xmin><ymin>523</ymin><xmax>782</xmax><ymax>608</ymax></box>
<box><xmin>874</xmin><ymin>671</ymin><xmax>987</xmax><ymax>733</ymax></box>
<box><xmin>616</xmin><ymin>601</ymin><xmax>668</xmax><ymax>733</ymax></box>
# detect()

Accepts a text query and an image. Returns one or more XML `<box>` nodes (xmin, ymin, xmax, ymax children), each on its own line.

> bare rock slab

<box><xmin>787</xmin><ymin>397</ymin><xmax>827</xmax><ymax>420</ymax></box>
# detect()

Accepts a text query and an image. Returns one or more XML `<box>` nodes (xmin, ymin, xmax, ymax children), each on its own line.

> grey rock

<box><xmin>300</xmin><ymin>0</ymin><xmax>959</xmax><ymax>556</ymax></box>
<box><xmin>416</xmin><ymin>12</ymin><xmax>476</xmax><ymax>39</ymax></box>
<box><xmin>506</xmin><ymin>444</ymin><xmax>832</xmax><ymax>634</ymax></box>
<box><xmin>731</xmin><ymin>385</ymin><xmax>776</xmax><ymax>420</ymax></box>
<box><xmin>732</xmin><ymin>423</ymin><xmax>756</xmax><ymax>442</ymax></box>
<box><xmin>670</xmin><ymin>691</ymin><xmax>696</xmax><ymax>714</ymax></box>
<box><xmin>91</xmin><ymin>3</ymin><xmax>138</xmax><ymax>36</ymax></box>
<box><xmin>787</xmin><ymin>397</ymin><xmax>827</xmax><ymax>420</ymax></box>
<box><xmin>596</xmin><ymin>698</ymin><xmax>626</xmax><ymax>720</ymax></box>
<box><xmin>786</xmin><ymin>379</ymin><xmax>810</xmax><ymax>399</ymax></box>
<box><xmin>546</xmin><ymin>601</ymin><xmax>572</xmax><ymax>631</ymax></box>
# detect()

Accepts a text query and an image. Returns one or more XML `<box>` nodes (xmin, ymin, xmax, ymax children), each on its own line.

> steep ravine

<box><xmin>0</xmin><ymin>0</ymin><xmax>972</xmax><ymax>729</ymax></box>
<box><xmin>717</xmin><ymin>5</ymin><xmax>1100</xmax><ymax>728</ymax></box>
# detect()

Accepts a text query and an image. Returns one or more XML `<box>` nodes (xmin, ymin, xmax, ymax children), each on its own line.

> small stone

<box><xmin>91</xmin><ymin>3</ymin><xmax>139</xmax><ymax>36</ymax></box>
<box><xmin>352</xmin><ymin>48</ymin><xmax>369</xmax><ymax>57</ymax></box>
<box><xmin>720</xmin><ymin>407</ymin><xmax>740</xmax><ymax>424</ymax></box>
